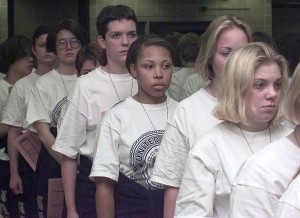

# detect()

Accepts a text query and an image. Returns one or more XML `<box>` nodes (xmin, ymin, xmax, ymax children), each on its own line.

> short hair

<box><xmin>196</xmin><ymin>15</ymin><xmax>251</xmax><ymax>81</ymax></box>
<box><xmin>126</xmin><ymin>35</ymin><xmax>176</xmax><ymax>73</ymax></box>
<box><xmin>46</xmin><ymin>19</ymin><xmax>90</xmax><ymax>54</ymax></box>
<box><xmin>177</xmin><ymin>32</ymin><xmax>200</xmax><ymax>64</ymax></box>
<box><xmin>214</xmin><ymin>42</ymin><xmax>289</xmax><ymax>127</ymax></box>
<box><xmin>281</xmin><ymin>63</ymin><xmax>300</xmax><ymax>125</ymax></box>
<box><xmin>276</xmin><ymin>33</ymin><xmax>300</xmax><ymax>76</ymax></box>
<box><xmin>32</xmin><ymin>25</ymin><xmax>51</xmax><ymax>47</ymax></box>
<box><xmin>0</xmin><ymin>35</ymin><xmax>32</xmax><ymax>73</ymax></box>
<box><xmin>252</xmin><ymin>31</ymin><xmax>276</xmax><ymax>49</ymax></box>
<box><xmin>96</xmin><ymin>5</ymin><xmax>137</xmax><ymax>38</ymax></box>
<box><xmin>75</xmin><ymin>43</ymin><xmax>107</xmax><ymax>72</ymax></box>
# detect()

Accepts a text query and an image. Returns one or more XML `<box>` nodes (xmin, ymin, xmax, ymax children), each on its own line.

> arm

<box><xmin>35</xmin><ymin>122</ymin><xmax>61</xmax><ymax>164</ymax></box>
<box><xmin>164</xmin><ymin>186</ymin><xmax>179</xmax><ymax>218</ymax></box>
<box><xmin>0</xmin><ymin>123</ymin><xmax>9</xmax><ymax>139</ymax></box>
<box><xmin>175</xmin><ymin>153</ymin><xmax>216</xmax><ymax>217</ymax></box>
<box><xmin>61</xmin><ymin>155</ymin><xmax>79</xmax><ymax>218</ymax></box>
<box><xmin>94</xmin><ymin>177</ymin><xmax>116</xmax><ymax>218</ymax></box>
<box><xmin>7</xmin><ymin>126</ymin><xmax>23</xmax><ymax>195</ymax></box>
<box><xmin>230</xmin><ymin>184</ymin><xmax>278</xmax><ymax>218</ymax></box>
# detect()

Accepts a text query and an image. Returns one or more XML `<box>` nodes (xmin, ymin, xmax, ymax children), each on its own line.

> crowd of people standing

<box><xmin>0</xmin><ymin>4</ymin><xmax>300</xmax><ymax>218</ymax></box>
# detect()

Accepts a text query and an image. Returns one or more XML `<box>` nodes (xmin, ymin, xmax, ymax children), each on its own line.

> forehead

<box><xmin>35</xmin><ymin>34</ymin><xmax>48</xmax><ymax>43</ymax></box>
<box><xmin>138</xmin><ymin>45</ymin><xmax>172</xmax><ymax>59</ymax></box>
<box><xmin>216</xmin><ymin>27</ymin><xmax>248</xmax><ymax>50</ymax></box>
<box><xmin>254</xmin><ymin>62</ymin><xmax>281</xmax><ymax>79</ymax></box>
<box><xmin>56</xmin><ymin>29</ymin><xmax>76</xmax><ymax>40</ymax></box>
<box><xmin>106</xmin><ymin>19</ymin><xmax>136</xmax><ymax>33</ymax></box>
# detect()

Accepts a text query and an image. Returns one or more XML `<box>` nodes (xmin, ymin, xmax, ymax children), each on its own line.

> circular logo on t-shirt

<box><xmin>51</xmin><ymin>96</ymin><xmax>67</xmax><ymax>127</ymax></box>
<box><xmin>129</xmin><ymin>130</ymin><xmax>165</xmax><ymax>190</ymax></box>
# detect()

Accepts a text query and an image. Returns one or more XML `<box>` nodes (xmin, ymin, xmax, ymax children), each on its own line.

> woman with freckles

<box><xmin>174</xmin><ymin>42</ymin><xmax>292</xmax><ymax>218</ymax></box>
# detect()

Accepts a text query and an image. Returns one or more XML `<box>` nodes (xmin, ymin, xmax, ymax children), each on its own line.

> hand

<box><xmin>67</xmin><ymin>210</ymin><xmax>79</xmax><ymax>218</ymax></box>
<box><xmin>9</xmin><ymin>174</ymin><xmax>23</xmax><ymax>195</ymax></box>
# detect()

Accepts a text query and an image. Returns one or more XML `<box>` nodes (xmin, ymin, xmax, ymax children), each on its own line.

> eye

<box><xmin>162</xmin><ymin>63</ymin><xmax>171</xmax><ymax>69</ymax></box>
<box><xmin>38</xmin><ymin>43</ymin><xmax>46</xmax><ymax>48</ymax></box>
<box><xmin>143</xmin><ymin>64</ymin><xmax>152</xmax><ymax>69</ymax></box>
<box><xmin>128</xmin><ymin>32</ymin><xmax>137</xmax><ymax>38</ymax></box>
<box><xmin>253</xmin><ymin>82</ymin><xmax>265</xmax><ymax>89</ymax></box>
<box><xmin>274</xmin><ymin>81</ymin><xmax>282</xmax><ymax>90</ymax></box>
<box><xmin>111</xmin><ymin>33</ymin><xmax>121</xmax><ymax>38</ymax></box>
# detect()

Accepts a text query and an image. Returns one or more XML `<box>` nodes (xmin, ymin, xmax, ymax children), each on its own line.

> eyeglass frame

<box><xmin>56</xmin><ymin>38</ymin><xmax>81</xmax><ymax>50</ymax></box>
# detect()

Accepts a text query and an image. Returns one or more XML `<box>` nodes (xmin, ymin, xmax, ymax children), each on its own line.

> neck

<box><xmin>237</xmin><ymin>122</ymin><xmax>270</xmax><ymax>132</ymax></box>
<box><xmin>205</xmin><ymin>79</ymin><xmax>219</xmax><ymax>98</ymax></box>
<box><xmin>36</xmin><ymin>63</ymin><xmax>53</xmax><ymax>76</ymax></box>
<box><xmin>133</xmin><ymin>93</ymin><xmax>167</xmax><ymax>104</ymax></box>
<box><xmin>105</xmin><ymin>63</ymin><xmax>129</xmax><ymax>75</ymax></box>
<box><xmin>57</xmin><ymin>63</ymin><xmax>77</xmax><ymax>75</ymax></box>
<box><xmin>4</xmin><ymin>70</ymin><xmax>23</xmax><ymax>85</ymax></box>
<box><xmin>289</xmin><ymin>125</ymin><xmax>300</xmax><ymax>148</ymax></box>
<box><xmin>184</xmin><ymin>62</ymin><xmax>195</xmax><ymax>68</ymax></box>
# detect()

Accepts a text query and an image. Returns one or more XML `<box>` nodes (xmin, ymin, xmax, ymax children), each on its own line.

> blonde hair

<box><xmin>214</xmin><ymin>42</ymin><xmax>289</xmax><ymax>127</ymax></box>
<box><xmin>281</xmin><ymin>63</ymin><xmax>300</xmax><ymax>125</ymax></box>
<box><xmin>196</xmin><ymin>15</ymin><xmax>251</xmax><ymax>81</ymax></box>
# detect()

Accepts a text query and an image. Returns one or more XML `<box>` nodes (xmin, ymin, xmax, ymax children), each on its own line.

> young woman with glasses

<box><xmin>26</xmin><ymin>19</ymin><xmax>90</xmax><ymax>217</ymax></box>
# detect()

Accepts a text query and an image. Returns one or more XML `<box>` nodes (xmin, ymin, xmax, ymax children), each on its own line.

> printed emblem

<box><xmin>130</xmin><ymin>130</ymin><xmax>165</xmax><ymax>190</ymax></box>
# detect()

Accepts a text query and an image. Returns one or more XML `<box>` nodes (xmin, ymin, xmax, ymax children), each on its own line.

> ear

<box><xmin>130</xmin><ymin>63</ymin><xmax>137</xmax><ymax>79</ymax></box>
<box><xmin>97</xmin><ymin>36</ymin><xmax>105</xmax><ymax>49</ymax></box>
<box><xmin>32</xmin><ymin>46</ymin><xmax>36</xmax><ymax>56</ymax></box>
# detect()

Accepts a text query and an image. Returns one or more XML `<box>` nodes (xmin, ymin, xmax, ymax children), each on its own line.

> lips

<box><xmin>120</xmin><ymin>50</ymin><xmax>128</xmax><ymax>55</ymax></box>
<box><xmin>153</xmin><ymin>84</ymin><xmax>166</xmax><ymax>91</ymax></box>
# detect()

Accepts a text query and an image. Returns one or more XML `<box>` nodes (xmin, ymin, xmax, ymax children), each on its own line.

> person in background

<box><xmin>52</xmin><ymin>5</ymin><xmax>138</xmax><ymax>218</ymax></box>
<box><xmin>175</xmin><ymin>42</ymin><xmax>292</xmax><ymax>218</ymax></box>
<box><xmin>75</xmin><ymin>43</ymin><xmax>107</xmax><ymax>76</ymax></box>
<box><xmin>252</xmin><ymin>31</ymin><xmax>277</xmax><ymax>49</ymax></box>
<box><xmin>26</xmin><ymin>19</ymin><xmax>90</xmax><ymax>217</ymax></box>
<box><xmin>229</xmin><ymin>62</ymin><xmax>300</xmax><ymax>218</ymax></box>
<box><xmin>90</xmin><ymin>35</ymin><xmax>178</xmax><ymax>218</ymax></box>
<box><xmin>168</xmin><ymin>32</ymin><xmax>206</xmax><ymax>102</ymax></box>
<box><xmin>164</xmin><ymin>32</ymin><xmax>182</xmax><ymax>72</ymax></box>
<box><xmin>276</xmin><ymin>33</ymin><xmax>300</xmax><ymax>77</ymax></box>
<box><xmin>0</xmin><ymin>35</ymin><xmax>33</xmax><ymax>218</ymax></box>
<box><xmin>151</xmin><ymin>15</ymin><xmax>251</xmax><ymax>218</ymax></box>
<box><xmin>1</xmin><ymin>25</ymin><xmax>56</xmax><ymax>218</ymax></box>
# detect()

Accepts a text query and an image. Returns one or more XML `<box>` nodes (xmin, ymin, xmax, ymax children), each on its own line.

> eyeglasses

<box><xmin>56</xmin><ymin>38</ymin><xmax>81</xmax><ymax>50</ymax></box>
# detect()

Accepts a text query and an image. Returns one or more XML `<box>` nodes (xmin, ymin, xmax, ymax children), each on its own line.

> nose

<box><xmin>66</xmin><ymin>41</ymin><xmax>72</xmax><ymax>49</ymax></box>
<box><xmin>121</xmin><ymin>35</ymin><xmax>129</xmax><ymax>46</ymax></box>
<box><xmin>266</xmin><ymin>85</ymin><xmax>278</xmax><ymax>101</ymax></box>
<box><xmin>154</xmin><ymin>66</ymin><xmax>163</xmax><ymax>79</ymax></box>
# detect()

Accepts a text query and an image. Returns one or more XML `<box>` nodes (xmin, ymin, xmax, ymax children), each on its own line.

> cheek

<box><xmin>212</xmin><ymin>55</ymin><xmax>226</xmax><ymax>74</ymax></box>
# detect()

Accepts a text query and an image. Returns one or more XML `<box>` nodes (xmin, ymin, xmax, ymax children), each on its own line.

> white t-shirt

<box><xmin>26</xmin><ymin>69</ymin><xmax>77</xmax><ymax>128</ymax></box>
<box><xmin>0</xmin><ymin>79</ymin><xmax>12</xmax><ymax>161</ymax></box>
<box><xmin>179</xmin><ymin>73</ymin><xmax>210</xmax><ymax>101</ymax></box>
<box><xmin>152</xmin><ymin>89</ymin><xmax>220</xmax><ymax>188</ymax></box>
<box><xmin>276</xmin><ymin>174</ymin><xmax>300</xmax><ymax>217</ymax></box>
<box><xmin>90</xmin><ymin>97</ymin><xmax>178</xmax><ymax>190</ymax></box>
<box><xmin>168</xmin><ymin>67</ymin><xmax>197</xmax><ymax>102</ymax></box>
<box><xmin>229</xmin><ymin>137</ymin><xmax>300</xmax><ymax>218</ymax></box>
<box><xmin>0</xmin><ymin>73</ymin><xmax>5</xmax><ymax>80</ymax></box>
<box><xmin>2</xmin><ymin>70</ymin><xmax>39</xmax><ymax>129</ymax></box>
<box><xmin>52</xmin><ymin>67</ymin><xmax>138</xmax><ymax>159</ymax></box>
<box><xmin>174</xmin><ymin>121</ymin><xmax>291</xmax><ymax>218</ymax></box>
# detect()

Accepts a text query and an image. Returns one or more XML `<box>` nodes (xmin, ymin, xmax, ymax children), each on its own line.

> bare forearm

<box><xmin>61</xmin><ymin>155</ymin><xmax>78</xmax><ymax>214</ymax></box>
<box><xmin>0</xmin><ymin>123</ymin><xmax>9</xmax><ymax>139</ymax></box>
<box><xmin>7</xmin><ymin>126</ymin><xmax>22</xmax><ymax>175</ymax></box>
<box><xmin>36</xmin><ymin>122</ymin><xmax>62</xmax><ymax>164</ymax></box>
<box><xmin>164</xmin><ymin>186</ymin><xmax>179</xmax><ymax>218</ymax></box>
<box><xmin>95</xmin><ymin>178</ymin><xmax>115</xmax><ymax>218</ymax></box>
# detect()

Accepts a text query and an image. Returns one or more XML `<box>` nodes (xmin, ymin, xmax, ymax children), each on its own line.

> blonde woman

<box><xmin>152</xmin><ymin>15</ymin><xmax>251</xmax><ymax>217</ymax></box>
<box><xmin>230</xmin><ymin>63</ymin><xmax>300</xmax><ymax>218</ymax></box>
<box><xmin>175</xmin><ymin>42</ymin><xmax>292</xmax><ymax>218</ymax></box>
